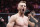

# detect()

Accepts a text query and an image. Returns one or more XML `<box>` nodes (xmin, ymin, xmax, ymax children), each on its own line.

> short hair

<box><xmin>20</xmin><ymin>1</ymin><xmax>26</xmax><ymax>3</ymax></box>
<box><xmin>18</xmin><ymin>1</ymin><xmax>26</xmax><ymax>5</ymax></box>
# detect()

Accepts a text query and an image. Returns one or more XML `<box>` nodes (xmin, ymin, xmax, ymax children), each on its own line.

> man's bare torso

<box><xmin>11</xmin><ymin>14</ymin><xmax>28</xmax><ymax>27</ymax></box>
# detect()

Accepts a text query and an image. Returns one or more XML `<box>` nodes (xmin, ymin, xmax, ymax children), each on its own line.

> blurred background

<box><xmin>0</xmin><ymin>0</ymin><xmax>40</xmax><ymax>27</ymax></box>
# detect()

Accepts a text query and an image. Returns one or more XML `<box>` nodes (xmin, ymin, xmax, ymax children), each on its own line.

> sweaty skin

<box><xmin>7</xmin><ymin>13</ymin><xmax>28</xmax><ymax>27</ymax></box>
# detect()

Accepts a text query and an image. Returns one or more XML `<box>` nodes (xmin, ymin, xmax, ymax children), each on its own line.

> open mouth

<box><xmin>22</xmin><ymin>9</ymin><xmax>24</xmax><ymax>11</ymax></box>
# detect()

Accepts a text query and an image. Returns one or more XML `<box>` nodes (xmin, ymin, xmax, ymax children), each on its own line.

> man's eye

<box><xmin>24</xmin><ymin>6</ymin><xmax>26</xmax><ymax>7</ymax></box>
<box><xmin>21</xmin><ymin>5</ymin><xmax>23</xmax><ymax>7</ymax></box>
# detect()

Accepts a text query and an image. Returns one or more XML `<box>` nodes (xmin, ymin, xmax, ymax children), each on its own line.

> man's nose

<box><xmin>23</xmin><ymin>6</ymin><xmax>24</xmax><ymax>8</ymax></box>
<box><xmin>22</xmin><ymin>8</ymin><xmax>24</xmax><ymax>9</ymax></box>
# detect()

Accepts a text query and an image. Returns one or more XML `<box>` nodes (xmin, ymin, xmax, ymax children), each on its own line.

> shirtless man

<box><xmin>7</xmin><ymin>1</ymin><xmax>28</xmax><ymax>27</ymax></box>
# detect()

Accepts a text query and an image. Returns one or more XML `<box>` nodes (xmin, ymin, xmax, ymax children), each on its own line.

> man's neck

<box><xmin>18</xmin><ymin>11</ymin><xmax>24</xmax><ymax>17</ymax></box>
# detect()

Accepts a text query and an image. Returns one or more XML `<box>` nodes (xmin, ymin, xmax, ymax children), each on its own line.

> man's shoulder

<box><xmin>24</xmin><ymin>16</ymin><xmax>28</xmax><ymax>18</ymax></box>
<box><xmin>24</xmin><ymin>16</ymin><xmax>29</xmax><ymax>20</ymax></box>
<box><xmin>24</xmin><ymin>16</ymin><xmax>28</xmax><ymax>17</ymax></box>
<box><xmin>11</xmin><ymin>14</ymin><xmax>17</xmax><ymax>17</ymax></box>
<box><xmin>10</xmin><ymin>14</ymin><xmax>17</xmax><ymax>20</ymax></box>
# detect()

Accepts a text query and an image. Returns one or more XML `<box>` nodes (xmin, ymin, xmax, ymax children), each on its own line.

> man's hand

<box><xmin>1</xmin><ymin>19</ymin><xmax>4</xmax><ymax>22</ymax></box>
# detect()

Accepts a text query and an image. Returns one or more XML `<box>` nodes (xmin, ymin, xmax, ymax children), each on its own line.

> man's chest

<box><xmin>15</xmin><ymin>17</ymin><xmax>28</xmax><ymax>26</ymax></box>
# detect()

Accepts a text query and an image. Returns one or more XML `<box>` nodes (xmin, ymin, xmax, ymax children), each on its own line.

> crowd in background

<box><xmin>0</xmin><ymin>0</ymin><xmax>40</xmax><ymax>13</ymax></box>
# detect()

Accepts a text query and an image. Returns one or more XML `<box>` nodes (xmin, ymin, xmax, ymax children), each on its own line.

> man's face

<box><xmin>17</xmin><ymin>3</ymin><xmax>26</xmax><ymax>13</ymax></box>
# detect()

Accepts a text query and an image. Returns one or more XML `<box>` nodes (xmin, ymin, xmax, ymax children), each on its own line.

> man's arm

<box><xmin>31</xmin><ymin>15</ymin><xmax>38</xmax><ymax>23</ymax></box>
<box><xmin>29</xmin><ymin>14</ymin><xmax>38</xmax><ymax>23</ymax></box>
<box><xmin>6</xmin><ymin>15</ymin><xmax>16</xmax><ymax>27</ymax></box>
<box><xmin>28</xmin><ymin>20</ymin><xmax>35</xmax><ymax>27</ymax></box>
